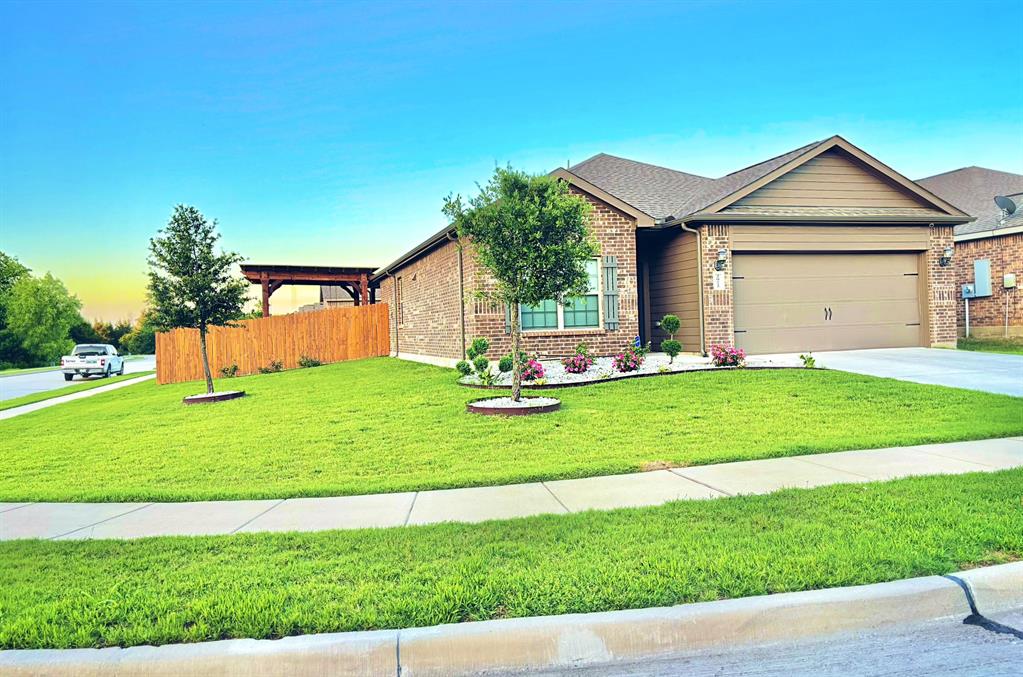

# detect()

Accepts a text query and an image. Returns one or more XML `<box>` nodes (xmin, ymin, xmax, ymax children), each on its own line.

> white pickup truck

<box><xmin>60</xmin><ymin>344</ymin><xmax>125</xmax><ymax>381</ymax></box>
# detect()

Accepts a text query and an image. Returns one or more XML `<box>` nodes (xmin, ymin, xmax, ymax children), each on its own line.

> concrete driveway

<box><xmin>0</xmin><ymin>355</ymin><xmax>156</xmax><ymax>401</ymax></box>
<box><xmin>775</xmin><ymin>348</ymin><xmax>1022</xmax><ymax>397</ymax></box>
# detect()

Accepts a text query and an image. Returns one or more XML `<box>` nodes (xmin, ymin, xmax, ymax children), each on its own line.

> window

<box><xmin>521</xmin><ymin>299</ymin><xmax>558</xmax><ymax>330</ymax></box>
<box><xmin>563</xmin><ymin>260</ymin><xmax>600</xmax><ymax>328</ymax></box>
<box><xmin>520</xmin><ymin>259</ymin><xmax>601</xmax><ymax>331</ymax></box>
<box><xmin>396</xmin><ymin>277</ymin><xmax>404</xmax><ymax>325</ymax></box>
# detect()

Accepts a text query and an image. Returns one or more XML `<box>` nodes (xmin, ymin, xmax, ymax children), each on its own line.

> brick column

<box><xmin>926</xmin><ymin>225</ymin><xmax>957</xmax><ymax>347</ymax></box>
<box><xmin>701</xmin><ymin>224</ymin><xmax>734</xmax><ymax>350</ymax></box>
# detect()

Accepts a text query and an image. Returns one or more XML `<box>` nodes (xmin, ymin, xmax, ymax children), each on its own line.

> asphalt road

<box><xmin>525</xmin><ymin>609</ymin><xmax>1023</xmax><ymax>676</ymax></box>
<box><xmin>0</xmin><ymin>355</ymin><xmax>156</xmax><ymax>401</ymax></box>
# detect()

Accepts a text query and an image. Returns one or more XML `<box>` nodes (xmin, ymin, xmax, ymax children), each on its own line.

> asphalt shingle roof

<box><xmin>569</xmin><ymin>140</ymin><xmax>830</xmax><ymax>221</ymax></box>
<box><xmin>669</xmin><ymin>140</ymin><xmax>827</xmax><ymax>219</ymax></box>
<box><xmin>917</xmin><ymin>167</ymin><xmax>1023</xmax><ymax>237</ymax></box>
<box><xmin>567</xmin><ymin>154</ymin><xmax>713</xmax><ymax>219</ymax></box>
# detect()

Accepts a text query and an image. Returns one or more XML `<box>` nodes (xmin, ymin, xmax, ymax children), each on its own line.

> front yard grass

<box><xmin>0</xmin><ymin>372</ymin><xmax>154</xmax><ymax>412</ymax></box>
<box><xmin>0</xmin><ymin>357</ymin><xmax>1020</xmax><ymax>502</ymax></box>
<box><xmin>1</xmin><ymin>469</ymin><xmax>1020</xmax><ymax>650</ymax></box>
<box><xmin>958</xmin><ymin>336</ymin><xmax>1023</xmax><ymax>355</ymax></box>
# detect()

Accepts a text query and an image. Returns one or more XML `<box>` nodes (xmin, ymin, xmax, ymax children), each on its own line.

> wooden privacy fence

<box><xmin>155</xmin><ymin>304</ymin><xmax>390</xmax><ymax>384</ymax></box>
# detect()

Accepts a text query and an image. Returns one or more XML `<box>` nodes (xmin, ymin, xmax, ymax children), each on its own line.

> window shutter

<box><xmin>602</xmin><ymin>255</ymin><xmax>619</xmax><ymax>330</ymax></box>
<box><xmin>504</xmin><ymin>303</ymin><xmax>511</xmax><ymax>334</ymax></box>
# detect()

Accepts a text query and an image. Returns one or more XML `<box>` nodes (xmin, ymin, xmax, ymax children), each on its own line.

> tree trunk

<box><xmin>510</xmin><ymin>305</ymin><xmax>522</xmax><ymax>402</ymax></box>
<box><xmin>199</xmin><ymin>327</ymin><xmax>215</xmax><ymax>394</ymax></box>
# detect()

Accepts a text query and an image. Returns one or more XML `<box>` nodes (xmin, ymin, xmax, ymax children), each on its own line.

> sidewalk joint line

<box><xmin>230</xmin><ymin>499</ymin><xmax>286</xmax><ymax>534</ymax></box>
<box><xmin>541</xmin><ymin>482</ymin><xmax>572</xmax><ymax>513</ymax></box>
<box><xmin>403</xmin><ymin>492</ymin><xmax>419</xmax><ymax>526</ymax></box>
<box><xmin>0</xmin><ymin>503</ymin><xmax>31</xmax><ymax>514</ymax></box>
<box><xmin>49</xmin><ymin>503</ymin><xmax>156</xmax><ymax>541</ymax></box>
<box><xmin>913</xmin><ymin>448</ymin><xmax>998</xmax><ymax>468</ymax></box>
<box><xmin>793</xmin><ymin>456</ymin><xmax>875</xmax><ymax>480</ymax></box>
<box><xmin>668</xmin><ymin>470</ymin><xmax>733</xmax><ymax>496</ymax></box>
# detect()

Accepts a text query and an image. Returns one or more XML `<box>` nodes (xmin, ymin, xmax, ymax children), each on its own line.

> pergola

<box><xmin>240</xmin><ymin>264</ymin><xmax>378</xmax><ymax>317</ymax></box>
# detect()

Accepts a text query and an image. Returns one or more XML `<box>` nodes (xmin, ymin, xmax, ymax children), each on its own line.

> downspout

<box><xmin>679</xmin><ymin>222</ymin><xmax>706</xmax><ymax>355</ymax></box>
<box><xmin>448</xmin><ymin>231</ymin><xmax>466</xmax><ymax>358</ymax></box>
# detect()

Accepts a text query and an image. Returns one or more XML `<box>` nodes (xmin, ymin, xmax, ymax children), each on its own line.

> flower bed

<box><xmin>458</xmin><ymin>353</ymin><xmax>804</xmax><ymax>388</ymax></box>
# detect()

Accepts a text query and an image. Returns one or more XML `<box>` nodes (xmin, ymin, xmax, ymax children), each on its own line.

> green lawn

<box><xmin>0</xmin><ymin>365</ymin><xmax>59</xmax><ymax>378</ymax></box>
<box><xmin>0</xmin><ymin>358</ymin><xmax>1020</xmax><ymax>503</ymax></box>
<box><xmin>958</xmin><ymin>336</ymin><xmax>1023</xmax><ymax>355</ymax></box>
<box><xmin>1</xmin><ymin>469</ymin><xmax>1019</xmax><ymax>650</ymax></box>
<box><xmin>0</xmin><ymin>372</ymin><xmax>154</xmax><ymax>412</ymax></box>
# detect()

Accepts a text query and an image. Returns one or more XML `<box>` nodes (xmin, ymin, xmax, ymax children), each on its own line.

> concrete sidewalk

<box><xmin>1</xmin><ymin>437</ymin><xmax>1020</xmax><ymax>541</ymax></box>
<box><xmin>0</xmin><ymin>373</ymin><xmax>156</xmax><ymax>420</ymax></box>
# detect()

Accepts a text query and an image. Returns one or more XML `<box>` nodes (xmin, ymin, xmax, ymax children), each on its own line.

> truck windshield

<box><xmin>73</xmin><ymin>345</ymin><xmax>107</xmax><ymax>356</ymax></box>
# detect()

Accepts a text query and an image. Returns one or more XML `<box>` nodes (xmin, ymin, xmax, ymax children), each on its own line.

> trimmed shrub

<box><xmin>660</xmin><ymin>339</ymin><xmax>682</xmax><ymax>362</ymax></box>
<box><xmin>710</xmin><ymin>345</ymin><xmax>745</xmax><ymax>368</ymax></box>
<box><xmin>298</xmin><ymin>355</ymin><xmax>323</xmax><ymax>368</ymax></box>
<box><xmin>498</xmin><ymin>355</ymin><xmax>514</xmax><ymax>373</ymax></box>
<box><xmin>466</xmin><ymin>337</ymin><xmax>490</xmax><ymax>361</ymax></box>
<box><xmin>455</xmin><ymin>360</ymin><xmax>472</xmax><ymax>376</ymax></box>
<box><xmin>219</xmin><ymin>364</ymin><xmax>239</xmax><ymax>378</ymax></box>
<box><xmin>258</xmin><ymin>359</ymin><xmax>284</xmax><ymax>374</ymax></box>
<box><xmin>522</xmin><ymin>358</ymin><xmax>545</xmax><ymax>381</ymax></box>
<box><xmin>472</xmin><ymin>355</ymin><xmax>490</xmax><ymax>374</ymax></box>
<box><xmin>612</xmin><ymin>346</ymin><xmax>645</xmax><ymax>373</ymax></box>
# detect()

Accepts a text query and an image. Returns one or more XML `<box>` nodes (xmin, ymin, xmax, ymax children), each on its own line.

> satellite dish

<box><xmin>994</xmin><ymin>195</ymin><xmax>1017</xmax><ymax>215</ymax></box>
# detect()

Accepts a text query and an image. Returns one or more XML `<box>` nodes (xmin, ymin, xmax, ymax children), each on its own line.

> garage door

<box><xmin>733</xmin><ymin>253</ymin><xmax>922</xmax><ymax>354</ymax></box>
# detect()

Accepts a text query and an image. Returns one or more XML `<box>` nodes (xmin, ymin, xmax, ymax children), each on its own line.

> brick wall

<box><xmin>378</xmin><ymin>188</ymin><xmax>641</xmax><ymax>361</ymax></box>
<box><xmin>378</xmin><ymin>239</ymin><xmax>465</xmax><ymax>359</ymax></box>
<box><xmin>701</xmin><ymin>224</ymin><xmax>734</xmax><ymax>349</ymax></box>
<box><xmin>953</xmin><ymin>232</ymin><xmax>1023</xmax><ymax>337</ymax></box>
<box><xmin>464</xmin><ymin>188</ymin><xmax>640</xmax><ymax>358</ymax></box>
<box><xmin>926</xmin><ymin>225</ymin><xmax>958</xmax><ymax>347</ymax></box>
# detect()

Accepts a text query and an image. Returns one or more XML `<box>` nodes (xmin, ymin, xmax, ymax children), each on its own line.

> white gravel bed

<box><xmin>469</xmin><ymin>396</ymin><xmax>561</xmax><ymax>408</ymax></box>
<box><xmin>459</xmin><ymin>352</ymin><xmax>806</xmax><ymax>387</ymax></box>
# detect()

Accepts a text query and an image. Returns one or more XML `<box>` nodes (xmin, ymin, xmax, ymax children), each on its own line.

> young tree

<box><xmin>5</xmin><ymin>273</ymin><xmax>82</xmax><ymax>365</ymax></box>
<box><xmin>147</xmin><ymin>205</ymin><xmax>249</xmax><ymax>394</ymax></box>
<box><xmin>443</xmin><ymin>167</ymin><xmax>595</xmax><ymax>401</ymax></box>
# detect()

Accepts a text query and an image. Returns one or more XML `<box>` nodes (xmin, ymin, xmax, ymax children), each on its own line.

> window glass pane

<box><xmin>521</xmin><ymin>299</ymin><xmax>558</xmax><ymax>329</ymax></box>
<box><xmin>564</xmin><ymin>294</ymin><xmax>600</xmax><ymax>328</ymax></box>
<box><xmin>585</xmin><ymin>259</ymin><xmax>599</xmax><ymax>293</ymax></box>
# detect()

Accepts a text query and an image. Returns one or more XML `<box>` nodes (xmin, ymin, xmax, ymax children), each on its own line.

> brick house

<box><xmin>918</xmin><ymin>167</ymin><xmax>1023</xmax><ymax>339</ymax></box>
<box><xmin>375</xmin><ymin>136</ymin><xmax>970</xmax><ymax>361</ymax></box>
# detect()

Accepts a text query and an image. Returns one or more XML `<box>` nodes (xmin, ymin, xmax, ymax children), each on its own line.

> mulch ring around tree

<box><xmin>466</xmin><ymin>396</ymin><xmax>561</xmax><ymax>416</ymax></box>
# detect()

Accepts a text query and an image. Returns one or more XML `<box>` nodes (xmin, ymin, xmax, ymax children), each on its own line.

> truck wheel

<box><xmin>118</xmin><ymin>363</ymin><xmax>125</xmax><ymax>375</ymax></box>
<box><xmin>64</xmin><ymin>373</ymin><xmax>73</xmax><ymax>382</ymax></box>
<box><xmin>104</xmin><ymin>365</ymin><xmax>111</xmax><ymax>378</ymax></box>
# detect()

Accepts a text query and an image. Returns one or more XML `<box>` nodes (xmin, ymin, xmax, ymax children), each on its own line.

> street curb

<box><xmin>4</xmin><ymin>564</ymin><xmax>1019</xmax><ymax>676</ymax></box>
<box><xmin>951</xmin><ymin>561</ymin><xmax>1023</xmax><ymax>614</ymax></box>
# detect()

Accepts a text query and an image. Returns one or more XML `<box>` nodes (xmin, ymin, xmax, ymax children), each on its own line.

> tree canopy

<box><xmin>443</xmin><ymin>167</ymin><xmax>594</xmax><ymax>400</ymax></box>
<box><xmin>4</xmin><ymin>273</ymin><xmax>82</xmax><ymax>365</ymax></box>
<box><xmin>147</xmin><ymin>205</ymin><xmax>248</xmax><ymax>393</ymax></box>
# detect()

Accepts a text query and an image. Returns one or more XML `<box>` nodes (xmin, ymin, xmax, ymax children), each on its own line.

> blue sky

<box><xmin>2</xmin><ymin>0</ymin><xmax>1022</xmax><ymax>319</ymax></box>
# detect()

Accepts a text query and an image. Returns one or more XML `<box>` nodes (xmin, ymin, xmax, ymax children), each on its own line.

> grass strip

<box><xmin>0</xmin><ymin>358</ymin><xmax>1020</xmax><ymax>502</ymax></box>
<box><xmin>957</xmin><ymin>337</ymin><xmax>1023</xmax><ymax>355</ymax></box>
<box><xmin>0</xmin><ymin>372</ymin><xmax>155</xmax><ymax>412</ymax></box>
<box><xmin>0</xmin><ymin>469</ymin><xmax>1020</xmax><ymax>650</ymax></box>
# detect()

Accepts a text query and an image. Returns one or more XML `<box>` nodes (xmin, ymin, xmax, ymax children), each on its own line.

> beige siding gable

<box><xmin>734</xmin><ymin>149</ymin><xmax>942</xmax><ymax>211</ymax></box>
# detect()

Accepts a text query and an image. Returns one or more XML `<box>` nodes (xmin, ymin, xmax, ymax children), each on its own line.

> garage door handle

<box><xmin>824</xmin><ymin>307</ymin><xmax>832</xmax><ymax>321</ymax></box>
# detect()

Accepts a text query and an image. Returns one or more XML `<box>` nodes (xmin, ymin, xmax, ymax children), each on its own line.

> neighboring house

<box><xmin>297</xmin><ymin>287</ymin><xmax>356</xmax><ymax>313</ymax></box>
<box><xmin>918</xmin><ymin>167</ymin><xmax>1023</xmax><ymax>338</ymax></box>
<box><xmin>374</xmin><ymin>136</ymin><xmax>970</xmax><ymax>360</ymax></box>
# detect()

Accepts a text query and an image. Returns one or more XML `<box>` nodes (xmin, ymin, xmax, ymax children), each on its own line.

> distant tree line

<box><xmin>0</xmin><ymin>251</ymin><xmax>157</xmax><ymax>369</ymax></box>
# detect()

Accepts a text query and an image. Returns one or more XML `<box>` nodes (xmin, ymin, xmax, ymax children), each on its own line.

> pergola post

<box><xmin>360</xmin><ymin>273</ymin><xmax>370</xmax><ymax>306</ymax></box>
<box><xmin>260</xmin><ymin>272</ymin><xmax>270</xmax><ymax>317</ymax></box>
